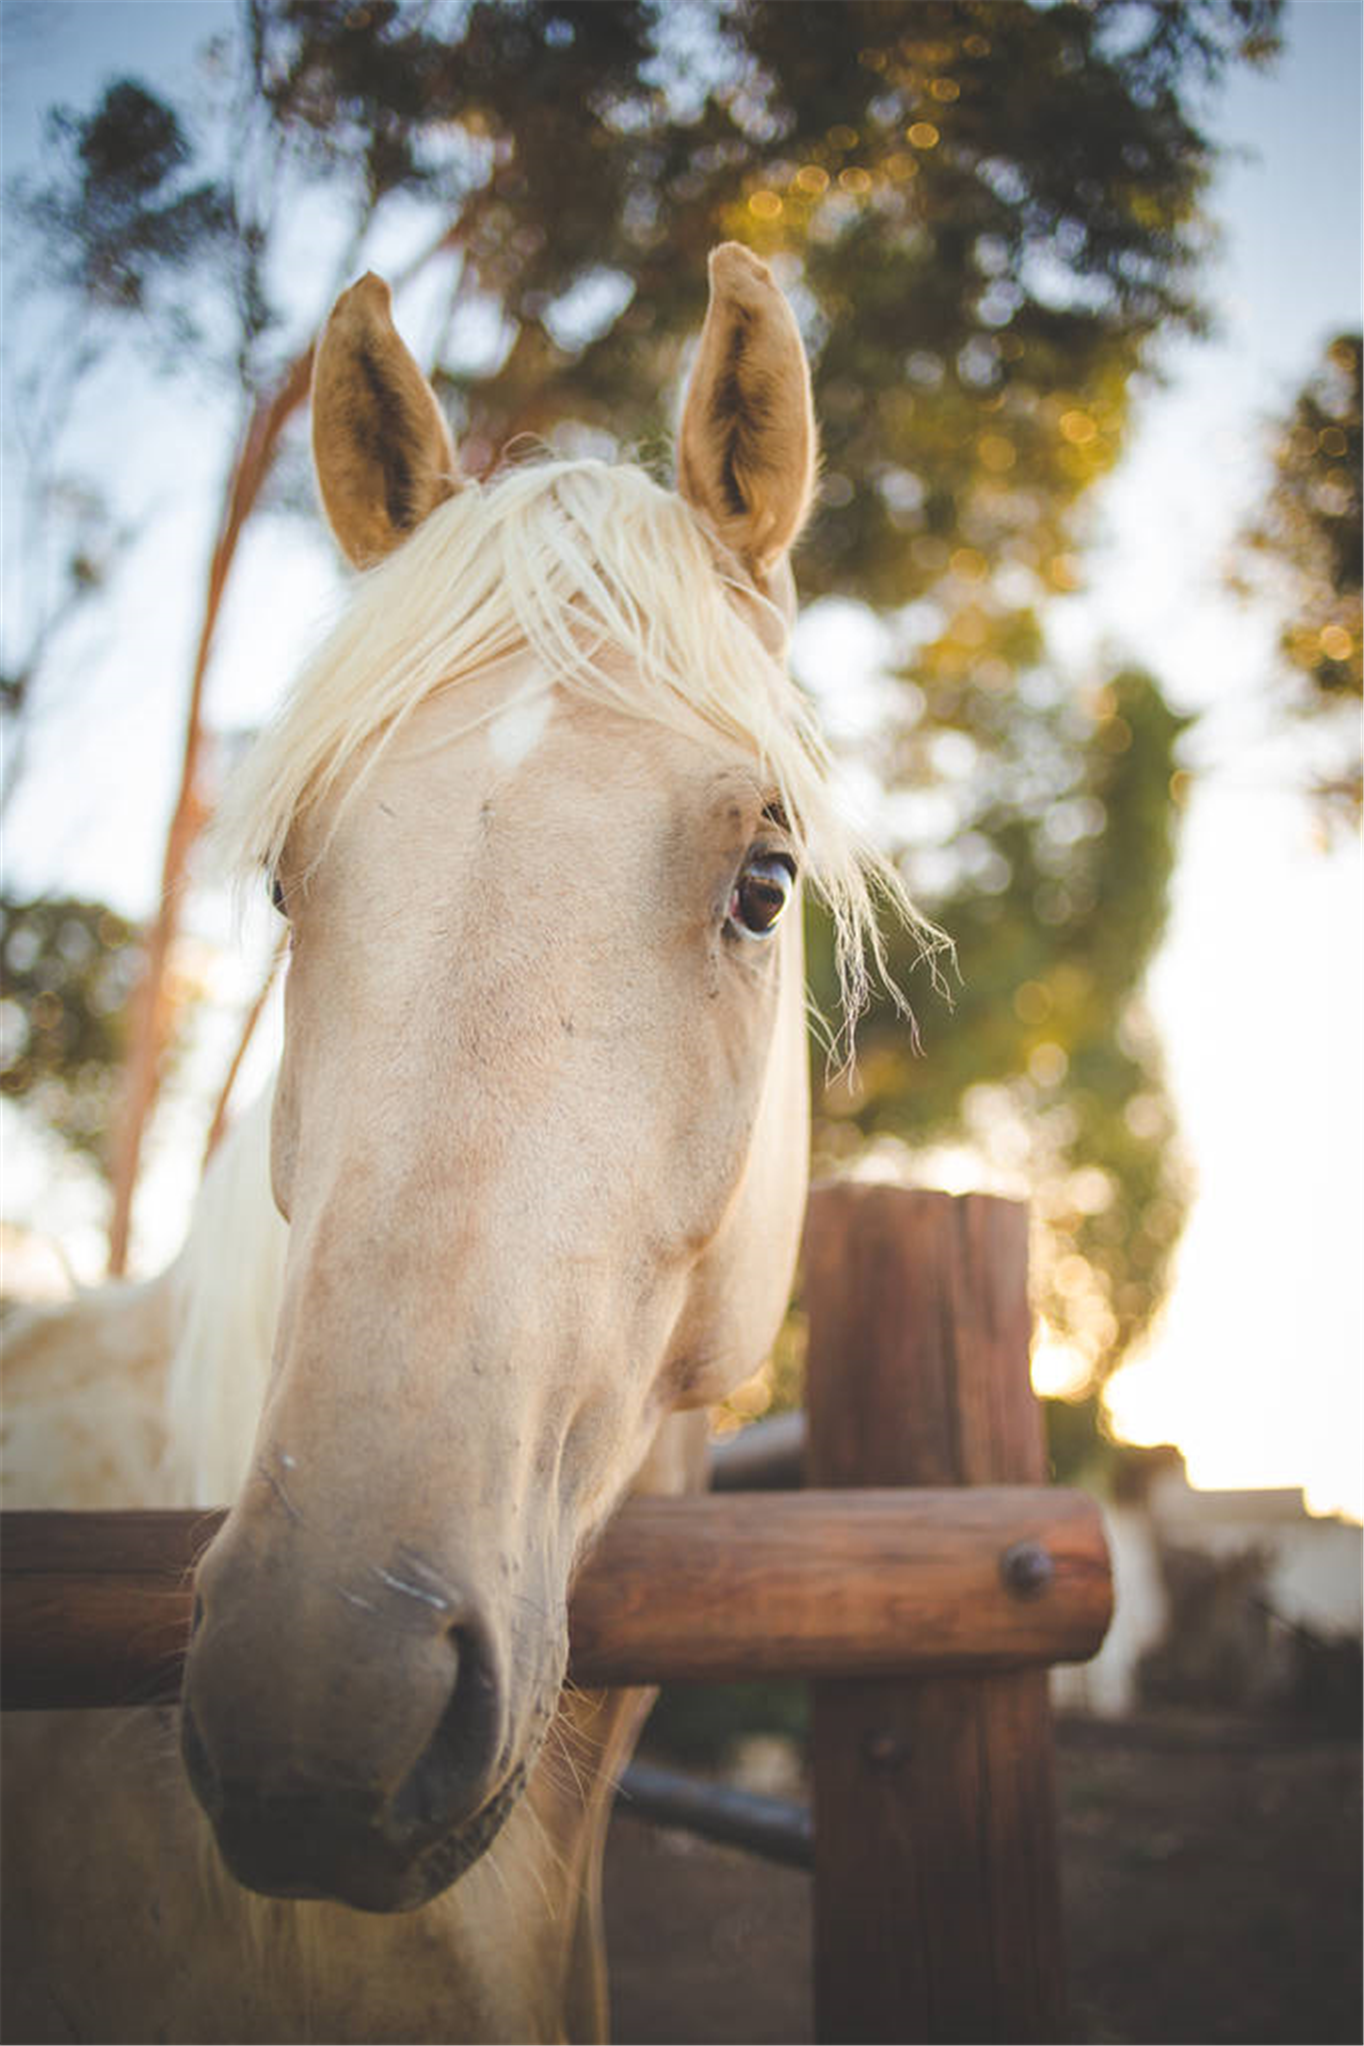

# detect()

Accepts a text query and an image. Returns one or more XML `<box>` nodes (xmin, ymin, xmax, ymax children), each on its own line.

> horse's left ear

<box><xmin>678</xmin><ymin>244</ymin><xmax>817</xmax><ymax>588</ymax></box>
<box><xmin>311</xmin><ymin>273</ymin><xmax>458</xmax><ymax>569</ymax></box>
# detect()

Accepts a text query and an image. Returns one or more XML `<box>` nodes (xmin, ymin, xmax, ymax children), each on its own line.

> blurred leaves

<box><xmin>0</xmin><ymin>897</ymin><xmax>143</xmax><ymax>1163</ymax></box>
<box><xmin>808</xmin><ymin>667</ymin><xmax>1193</xmax><ymax>1383</ymax></box>
<box><xmin>23</xmin><ymin>80</ymin><xmax>236</xmax><ymax>334</ymax></box>
<box><xmin>1232</xmin><ymin>331</ymin><xmax>1362</xmax><ymax>830</ymax></box>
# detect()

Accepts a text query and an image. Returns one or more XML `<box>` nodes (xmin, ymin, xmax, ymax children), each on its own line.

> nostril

<box><xmin>190</xmin><ymin>1592</ymin><xmax>205</xmax><ymax>1638</ymax></box>
<box><xmin>389</xmin><ymin>1623</ymin><xmax>499</xmax><ymax>1837</ymax></box>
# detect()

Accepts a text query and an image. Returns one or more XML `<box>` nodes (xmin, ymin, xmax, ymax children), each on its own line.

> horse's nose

<box><xmin>387</xmin><ymin>1611</ymin><xmax>505</xmax><ymax>1830</ymax></box>
<box><xmin>181</xmin><ymin>1531</ymin><xmax>511</xmax><ymax>1906</ymax></box>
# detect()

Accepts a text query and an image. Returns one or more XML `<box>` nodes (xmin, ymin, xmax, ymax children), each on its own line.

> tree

<box><xmin>808</xmin><ymin>665</ymin><xmax>1192</xmax><ymax>1383</ymax></box>
<box><xmin>5</xmin><ymin>0</ymin><xmax>1278</xmax><ymax>1373</ymax></box>
<box><xmin>0</xmin><ymin>895</ymin><xmax>143</xmax><ymax>1164</ymax></box>
<box><xmin>1232</xmin><ymin>331</ymin><xmax>1362</xmax><ymax>831</ymax></box>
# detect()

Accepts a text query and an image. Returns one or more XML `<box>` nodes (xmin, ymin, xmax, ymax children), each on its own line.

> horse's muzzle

<box><xmin>181</xmin><ymin>1520</ymin><xmax>549</xmax><ymax>1911</ymax></box>
<box><xmin>181</xmin><ymin>1720</ymin><xmax>529</xmax><ymax>1911</ymax></box>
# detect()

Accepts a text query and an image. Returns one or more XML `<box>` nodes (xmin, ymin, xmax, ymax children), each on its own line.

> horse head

<box><xmin>181</xmin><ymin>248</ymin><xmax>844</xmax><ymax>1912</ymax></box>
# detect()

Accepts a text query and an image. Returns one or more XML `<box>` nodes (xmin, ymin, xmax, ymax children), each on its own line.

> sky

<box><xmin>1040</xmin><ymin>0</ymin><xmax>1363</xmax><ymax>1519</ymax></box>
<box><xmin>2</xmin><ymin>0</ymin><xmax>1361</xmax><ymax>1519</ymax></box>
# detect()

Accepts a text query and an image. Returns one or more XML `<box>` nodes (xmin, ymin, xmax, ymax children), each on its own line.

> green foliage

<box><xmin>810</xmin><ymin>668</ymin><xmax>1193</xmax><ymax>1382</ymax></box>
<box><xmin>0</xmin><ymin>897</ymin><xmax>143</xmax><ymax>1165</ymax></box>
<box><xmin>1233</xmin><ymin>331</ymin><xmax>1362</xmax><ymax>827</ymax></box>
<box><xmin>17</xmin><ymin>2</ymin><xmax>1280</xmax><ymax>465</ymax></box>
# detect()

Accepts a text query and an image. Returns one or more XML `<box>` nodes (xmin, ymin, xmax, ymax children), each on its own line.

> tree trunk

<box><xmin>104</xmin><ymin>349</ymin><xmax>313</xmax><ymax>1273</ymax></box>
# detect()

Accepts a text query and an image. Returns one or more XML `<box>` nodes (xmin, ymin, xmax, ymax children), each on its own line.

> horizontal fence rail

<box><xmin>0</xmin><ymin>1486</ymin><xmax>1111</xmax><ymax>1711</ymax></box>
<box><xmin>617</xmin><ymin>1760</ymin><xmax>814</xmax><ymax>1869</ymax></box>
<box><xmin>709</xmin><ymin>1408</ymin><xmax>807</xmax><ymax>1491</ymax></box>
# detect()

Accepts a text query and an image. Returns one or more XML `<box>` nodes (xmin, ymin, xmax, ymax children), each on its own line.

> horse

<box><xmin>1</xmin><ymin>244</ymin><xmax>926</xmax><ymax>2042</ymax></box>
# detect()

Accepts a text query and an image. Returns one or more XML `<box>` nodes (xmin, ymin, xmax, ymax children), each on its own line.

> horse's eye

<box><xmin>269</xmin><ymin>873</ymin><xmax>288</xmax><ymax>918</ymax></box>
<box><xmin>727</xmin><ymin>853</ymin><xmax>796</xmax><ymax>940</ymax></box>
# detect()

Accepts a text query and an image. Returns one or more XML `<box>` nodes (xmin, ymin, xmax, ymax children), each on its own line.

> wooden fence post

<box><xmin>804</xmin><ymin>1182</ymin><xmax>1069</xmax><ymax>2044</ymax></box>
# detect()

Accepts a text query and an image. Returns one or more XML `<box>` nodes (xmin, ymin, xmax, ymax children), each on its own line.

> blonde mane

<box><xmin>217</xmin><ymin>456</ymin><xmax>943</xmax><ymax>1035</ymax></box>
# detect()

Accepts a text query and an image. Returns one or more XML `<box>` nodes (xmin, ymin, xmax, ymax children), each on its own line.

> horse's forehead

<box><xmin>290</xmin><ymin>678</ymin><xmax>769</xmax><ymax>1007</ymax></box>
<box><xmin>507</xmin><ymin>694</ymin><xmax>763</xmax><ymax>825</ymax></box>
<box><xmin>363</xmin><ymin>675</ymin><xmax>764</xmax><ymax>857</ymax></box>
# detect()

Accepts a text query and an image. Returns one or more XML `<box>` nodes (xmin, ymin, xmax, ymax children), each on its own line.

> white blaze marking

<box><xmin>488</xmin><ymin>690</ymin><xmax>553</xmax><ymax>769</ymax></box>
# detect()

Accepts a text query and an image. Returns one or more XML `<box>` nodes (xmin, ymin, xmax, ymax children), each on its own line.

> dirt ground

<box><xmin>602</xmin><ymin>1713</ymin><xmax>1361</xmax><ymax>2045</ymax></box>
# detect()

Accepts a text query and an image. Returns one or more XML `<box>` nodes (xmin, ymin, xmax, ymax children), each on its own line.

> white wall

<box><xmin>1052</xmin><ymin>1479</ymin><xmax>1362</xmax><ymax>1716</ymax></box>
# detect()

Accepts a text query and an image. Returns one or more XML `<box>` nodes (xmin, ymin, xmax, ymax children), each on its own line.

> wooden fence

<box><xmin>0</xmin><ymin>1182</ymin><xmax>1113</xmax><ymax>2043</ymax></box>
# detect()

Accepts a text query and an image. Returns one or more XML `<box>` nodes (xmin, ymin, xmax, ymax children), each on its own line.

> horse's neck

<box><xmin>1</xmin><ymin>1275</ymin><xmax>180</xmax><ymax>1509</ymax></box>
<box><xmin>0</xmin><ymin>1091</ymin><xmax>285</xmax><ymax>1512</ymax></box>
<box><xmin>162</xmin><ymin>1089</ymin><xmax>287</xmax><ymax>1505</ymax></box>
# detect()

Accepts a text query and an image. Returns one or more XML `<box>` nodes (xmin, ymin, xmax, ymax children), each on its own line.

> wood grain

<box><xmin>0</xmin><ymin>1485</ymin><xmax>1109</xmax><ymax>1709</ymax></box>
<box><xmin>804</xmin><ymin>1182</ymin><xmax>1096</xmax><ymax>2044</ymax></box>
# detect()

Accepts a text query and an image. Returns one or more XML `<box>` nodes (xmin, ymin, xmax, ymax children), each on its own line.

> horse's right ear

<box><xmin>311</xmin><ymin>273</ymin><xmax>458</xmax><ymax>569</ymax></box>
<box><xmin>678</xmin><ymin>243</ymin><xmax>817</xmax><ymax>589</ymax></box>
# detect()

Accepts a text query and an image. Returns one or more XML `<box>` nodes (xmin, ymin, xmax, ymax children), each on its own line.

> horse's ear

<box><xmin>311</xmin><ymin>273</ymin><xmax>458</xmax><ymax>569</ymax></box>
<box><xmin>678</xmin><ymin>244</ymin><xmax>817</xmax><ymax>586</ymax></box>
